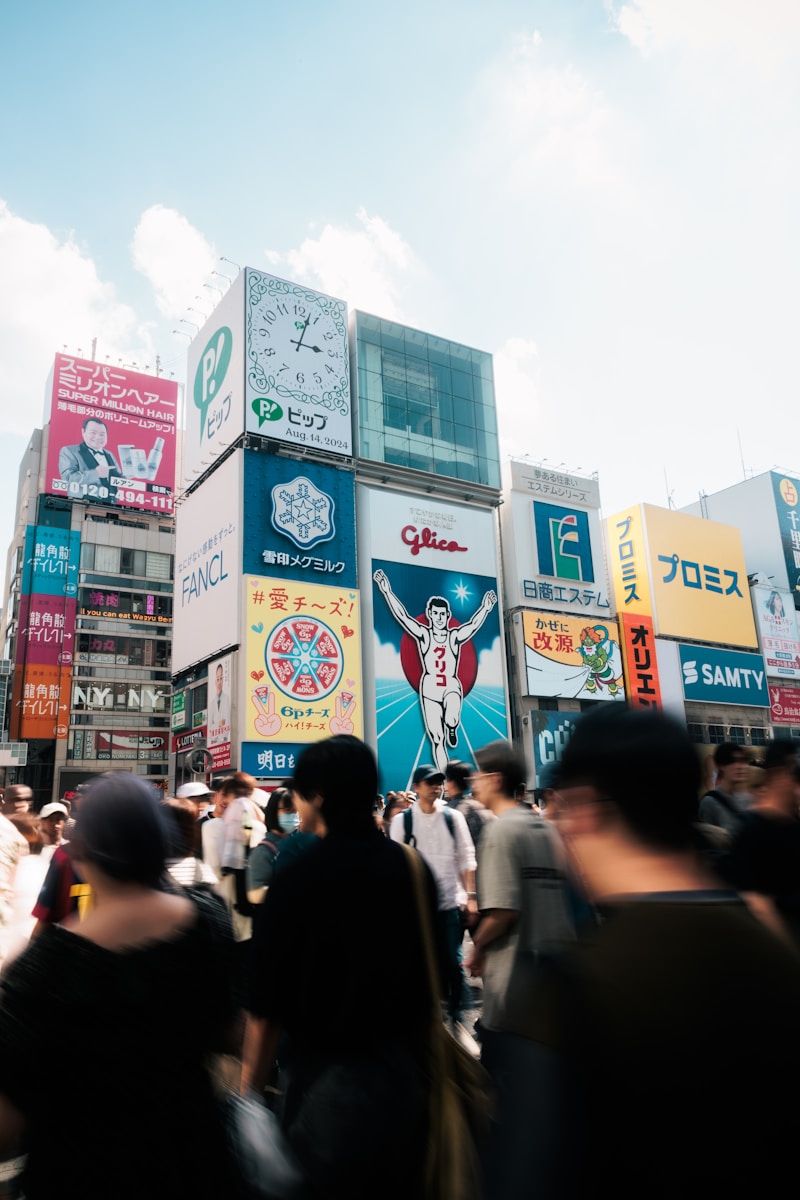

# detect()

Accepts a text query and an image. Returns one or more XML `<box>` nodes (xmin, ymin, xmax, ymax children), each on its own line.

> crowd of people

<box><xmin>0</xmin><ymin>712</ymin><xmax>799</xmax><ymax>1198</ymax></box>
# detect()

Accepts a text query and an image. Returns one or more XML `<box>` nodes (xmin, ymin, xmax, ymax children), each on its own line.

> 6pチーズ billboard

<box><xmin>45</xmin><ymin>354</ymin><xmax>178</xmax><ymax>514</ymax></box>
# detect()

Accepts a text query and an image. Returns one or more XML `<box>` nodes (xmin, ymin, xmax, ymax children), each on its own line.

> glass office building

<box><xmin>352</xmin><ymin>312</ymin><xmax>501</xmax><ymax>488</ymax></box>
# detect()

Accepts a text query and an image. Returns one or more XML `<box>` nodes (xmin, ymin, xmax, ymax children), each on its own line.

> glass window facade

<box><xmin>352</xmin><ymin>313</ymin><xmax>500</xmax><ymax>488</ymax></box>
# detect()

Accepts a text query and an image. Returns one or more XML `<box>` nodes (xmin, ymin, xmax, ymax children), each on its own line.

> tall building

<box><xmin>171</xmin><ymin>272</ymin><xmax>509</xmax><ymax>792</ymax></box>
<box><xmin>1</xmin><ymin>355</ymin><xmax>178</xmax><ymax>806</ymax></box>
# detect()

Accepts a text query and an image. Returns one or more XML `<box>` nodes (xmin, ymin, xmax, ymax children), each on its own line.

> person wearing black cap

<box><xmin>390</xmin><ymin>763</ymin><xmax>477</xmax><ymax>1026</ymax></box>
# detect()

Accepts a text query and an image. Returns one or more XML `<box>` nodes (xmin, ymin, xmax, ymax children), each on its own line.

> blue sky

<box><xmin>2</xmin><ymin>0</ymin><xmax>800</xmax><ymax>592</ymax></box>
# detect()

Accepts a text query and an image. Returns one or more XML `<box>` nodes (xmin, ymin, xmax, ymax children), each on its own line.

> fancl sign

<box><xmin>678</xmin><ymin>645</ymin><xmax>769</xmax><ymax>708</ymax></box>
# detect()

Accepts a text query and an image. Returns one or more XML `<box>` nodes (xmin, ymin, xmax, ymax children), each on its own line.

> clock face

<box><xmin>245</xmin><ymin>271</ymin><xmax>352</xmax><ymax>454</ymax></box>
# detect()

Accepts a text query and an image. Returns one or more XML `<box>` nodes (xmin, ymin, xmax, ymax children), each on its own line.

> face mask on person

<box><xmin>278</xmin><ymin>812</ymin><xmax>300</xmax><ymax>833</ymax></box>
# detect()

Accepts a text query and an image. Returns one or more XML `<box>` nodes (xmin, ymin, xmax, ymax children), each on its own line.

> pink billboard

<box><xmin>18</xmin><ymin>593</ymin><xmax>77</xmax><ymax>667</ymax></box>
<box><xmin>45</xmin><ymin>354</ymin><xmax>178</xmax><ymax>515</ymax></box>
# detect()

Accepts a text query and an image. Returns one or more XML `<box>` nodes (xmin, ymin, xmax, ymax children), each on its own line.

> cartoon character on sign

<box><xmin>373</xmin><ymin>568</ymin><xmax>497</xmax><ymax>772</ymax></box>
<box><xmin>578</xmin><ymin>625</ymin><xmax>621</xmax><ymax>696</ymax></box>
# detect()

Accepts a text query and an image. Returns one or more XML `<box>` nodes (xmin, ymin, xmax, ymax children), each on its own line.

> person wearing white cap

<box><xmin>39</xmin><ymin>803</ymin><xmax>68</xmax><ymax>856</ymax></box>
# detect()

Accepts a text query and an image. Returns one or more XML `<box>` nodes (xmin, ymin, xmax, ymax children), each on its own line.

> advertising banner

<box><xmin>171</xmin><ymin>691</ymin><xmax>187</xmax><ymax>732</ymax></box>
<box><xmin>10</xmin><ymin>526</ymin><xmax>80</xmax><ymax>740</ymax></box>
<box><xmin>94</xmin><ymin>731</ymin><xmax>169</xmax><ymax>760</ymax></box>
<box><xmin>619</xmin><ymin>613</ymin><xmax>662</xmax><ymax>709</ymax></box>
<box><xmin>242</xmin><ymin>451</ymin><xmax>357</xmax><ymax>587</ymax></box>
<box><xmin>607</xmin><ymin>505</ymin><xmax>653</xmax><ymax>618</ymax></box>
<box><xmin>241</xmin><ymin>742</ymin><xmax>303</xmax><ymax>778</ymax></box>
<box><xmin>245</xmin><ymin>576</ymin><xmax>362</xmax><ymax>746</ymax></box>
<box><xmin>771</xmin><ymin>473</ymin><xmax>800</xmax><ymax>609</ymax></box>
<box><xmin>531</xmin><ymin>711</ymin><xmax>580</xmax><ymax>783</ymax></box>
<box><xmin>184</xmin><ymin>272</ymin><xmax>246</xmax><ymax>486</ymax></box>
<box><xmin>768</xmin><ymin>684</ymin><xmax>800</xmax><ymax>726</ymax></box>
<box><xmin>360</xmin><ymin>487</ymin><xmax>507</xmax><ymax>789</ymax></box>
<box><xmin>78</xmin><ymin>587</ymin><xmax>171</xmax><ymax>625</ymax></box>
<box><xmin>16</xmin><ymin>663</ymin><xmax>68</xmax><ymax>739</ymax></box>
<box><xmin>522</xmin><ymin>612</ymin><xmax>624</xmax><ymax>701</ymax></box>
<box><xmin>752</xmin><ymin>585</ymin><xmax>800</xmax><ymax>678</ymax></box>
<box><xmin>45</xmin><ymin>354</ymin><xmax>177</xmax><ymax>514</ymax></box>
<box><xmin>173</xmin><ymin>450</ymin><xmax>241</xmax><ymax>672</ymax></box>
<box><xmin>207</xmin><ymin>654</ymin><xmax>233</xmax><ymax>771</ymax></box>
<box><xmin>502</xmin><ymin>461</ymin><xmax>611</xmax><ymax>615</ymax></box>
<box><xmin>644</xmin><ymin>506</ymin><xmax>756</xmax><ymax>647</ymax></box>
<box><xmin>244</xmin><ymin>271</ymin><xmax>352</xmax><ymax>455</ymax></box>
<box><xmin>172</xmin><ymin>727</ymin><xmax>206</xmax><ymax>755</ymax></box>
<box><xmin>678</xmin><ymin>644</ymin><xmax>768</xmax><ymax>707</ymax></box>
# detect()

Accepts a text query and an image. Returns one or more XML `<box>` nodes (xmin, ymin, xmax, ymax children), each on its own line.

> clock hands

<box><xmin>291</xmin><ymin>314</ymin><xmax>311</xmax><ymax>352</ymax></box>
<box><xmin>289</xmin><ymin>341</ymin><xmax>323</xmax><ymax>353</ymax></box>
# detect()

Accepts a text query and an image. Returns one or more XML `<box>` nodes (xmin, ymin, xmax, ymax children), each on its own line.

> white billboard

<box><xmin>357</xmin><ymin>485</ymin><xmax>508</xmax><ymax>787</ymax></box>
<box><xmin>244</xmin><ymin>270</ymin><xmax>352</xmax><ymax>455</ymax></box>
<box><xmin>184</xmin><ymin>272</ymin><xmax>246</xmax><ymax>487</ymax></box>
<box><xmin>500</xmin><ymin>459</ymin><xmax>612</xmax><ymax>617</ymax></box>
<box><xmin>751</xmin><ymin>585</ymin><xmax>800</xmax><ymax>679</ymax></box>
<box><xmin>172</xmin><ymin>451</ymin><xmax>242</xmax><ymax>673</ymax></box>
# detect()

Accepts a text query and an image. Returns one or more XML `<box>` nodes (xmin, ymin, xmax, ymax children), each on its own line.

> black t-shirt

<box><xmin>248</xmin><ymin>829</ymin><xmax>439</xmax><ymax>1064</ymax></box>
<box><xmin>526</xmin><ymin>894</ymin><xmax>800</xmax><ymax>1198</ymax></box>
<box><xmin>722</xmin><ymin>812</ymin><xmax>800</xmax><ymax>940</ymax></box>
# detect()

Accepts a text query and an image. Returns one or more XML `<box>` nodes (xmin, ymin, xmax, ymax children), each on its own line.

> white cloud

<box><xmin>131</xmin><ymin>204</ymin><xmax>217</xmax><ymax>320</ymax></box>
<box><xmin>477</xmin><ymin>641</ymin><xmax>505</xmax><ymax>688</ymax></box>
<box><xmin>476</xmin><ymin>32</ymin><xmax>635</xmax><ymax>204</ymax></box>
<box><xmin>0</xmin><ymin>200</ymin><xmax>150</xmax><ymax>436</ymax></box>
<box><xmin>267</xmin><ymin>208</ymin><xmax>425</xmax><ymax>320</ymax></box>
<box><xmin>608</xmin><ymin>0</ymin><xmax>800</xmax><ymax>69</ymax></box>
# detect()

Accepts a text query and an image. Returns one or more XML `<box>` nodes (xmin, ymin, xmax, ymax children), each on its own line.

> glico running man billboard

<box><xmin>45</xmin><ymin>354</ymin><xmax>178</xmax><ymax>515</ymax></box>
<box><xmin>358</xmin><ymin>486</ymin><xmax>508</xmax><ymax>790</ymax></box>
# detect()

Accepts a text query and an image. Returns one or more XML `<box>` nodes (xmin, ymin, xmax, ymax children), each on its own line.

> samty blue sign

<box><xmin>678</xmin><ymin>644</ymin><xmax>768</xmax><ymax>708</ymax></box>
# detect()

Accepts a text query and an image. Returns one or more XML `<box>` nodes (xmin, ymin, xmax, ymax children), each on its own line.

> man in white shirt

<box><xmin>208</xmin><ymin>663</ymin><xmax>232</xmax><ymax>740</ymax></box>
<box><xmin>390</xmin><ymin>764</ymin><xmax>477</xmax><ymax>1023</ymax></box>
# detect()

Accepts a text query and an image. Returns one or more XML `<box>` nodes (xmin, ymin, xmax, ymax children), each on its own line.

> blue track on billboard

<box><xmin>242</xmin><ymin>451</ymin><xmax>356</xmax><ymax>587</ymax></box>
<box><xmin>371</xmin><ymin>557</ymin><xmax>507</xmax><ymax>792</ymax></box>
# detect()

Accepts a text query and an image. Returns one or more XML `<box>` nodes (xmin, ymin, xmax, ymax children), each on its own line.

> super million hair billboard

<box><xmin>45</xmin><ymin>354</ymin><xmax>178</xmax><ymax>515</ymax></box>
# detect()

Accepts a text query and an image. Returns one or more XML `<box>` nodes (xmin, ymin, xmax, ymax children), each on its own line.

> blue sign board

<box><xmin>242</xmin><ymin>451</ymin><xmax>356</xmax><ymax>588</ymax></box>
<box><xmin>531</xmin><ymin>711</ymin><xmax>580</xmax><ymax>783</ymax></box>
<box><xmin>678</xmin><ymin>644</ymin><xmax>768</xmax><ymax>707</ymax></box>
<box><xmin>241</xmin><ymin>740</ymin><xmax>305</xmax><ymax>778</ymax></box>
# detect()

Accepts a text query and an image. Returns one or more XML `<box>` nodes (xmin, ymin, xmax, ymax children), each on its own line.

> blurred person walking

<box><xmin>0</xmin><ymin>772</ymin><xmax>237</xmax><ymax>1199</ymax></box>
<box><xmin>698</xmin><ymin>742</ymin><xmax>753</xmax><ymax>839</ymax></box>
<box><xmin>721</xmin><ymin>739</ymin><xmax>800</xmax><ymax>945</ymax></box>
<box><xmin>521</xmin><ymin>707</ymin><xmax>800</xmax><ymax>1199</ymax></box>
<box><xmin>444</xmin><ymin>760</ymin><xmax>493</xmax><ymax>849</ymax></box>
<box><xmin>466</xmin><ymin>741</ymin><xmax>578</xmax><ymax>1200</ymax></box>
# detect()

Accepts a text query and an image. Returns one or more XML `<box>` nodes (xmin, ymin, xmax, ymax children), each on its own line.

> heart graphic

<box><xmin>349</xmin><ymin>594</ymin><xmax>356</xmax><ymax>600</ymax></box>
<box><xmin>250</xmin><ymin>580</ymin><xmax>259</xmax><ymax>587</ymax></box>
<box><xmin>251</xmin><ymin>622</ymin><xmax>264</xmax><ymax>634</ymax></box>
<box><xmin>341</xmin><ymin>626</ymin><xmax>354</xmax><ymax>638</ymax></box>
<box><xmin>250</xmin><ymin>670</ymin><xmax>265</xmax><ymax>682</ymax></box>
<box><xmin>346</xmin><ymin>679</ymin><xmax>356</xmax><ymax>688</ymax></box>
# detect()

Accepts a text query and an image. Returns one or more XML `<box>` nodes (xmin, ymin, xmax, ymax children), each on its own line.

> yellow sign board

<box><xmin>607</xmin><ymin>505</ymin><xmax>653</xmax><ymax>618</ymax></box>
<box><xmin>643</xmin><ymin>506</ymin><xmax>756</xmax><ymax>647</ymax></box>
<box><xmin>245</xmin><ymin>576</ymin><xmax>363</xmax><ymax>743</ymax></box>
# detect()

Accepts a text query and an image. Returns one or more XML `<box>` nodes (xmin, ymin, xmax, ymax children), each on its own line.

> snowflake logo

<box><xmin>270</xmin><ymin>476</ymin><xmax>335</xmax><ymax>549</ymax></box>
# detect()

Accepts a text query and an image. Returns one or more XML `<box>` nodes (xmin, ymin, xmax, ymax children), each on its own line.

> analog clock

<box><xmin>246</xmin><ymin>272</ymin><xmax>350</xmax><ymax>413</ymax></box>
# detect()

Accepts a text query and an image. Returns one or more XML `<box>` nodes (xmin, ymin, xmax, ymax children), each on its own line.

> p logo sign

<box><xmin>194</xmin><ymin>327</ymin><xmax>232</xmax><ymax>442</ymax></box>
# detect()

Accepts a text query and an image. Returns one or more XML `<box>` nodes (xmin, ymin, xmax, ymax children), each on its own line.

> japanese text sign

<box><xmin>521</xmin><ymin>611</ymin><xmax>625</xmax><ymax>702</ymax></box>
<box><xmin>45</xmin><ymin>354</ymin><xmax>177</xmax><ymax>515</ymax></box>
<box><xmin>245</xmin><ymin>576</ymin><xmax>362</xmax><ymax>745</ymax></box>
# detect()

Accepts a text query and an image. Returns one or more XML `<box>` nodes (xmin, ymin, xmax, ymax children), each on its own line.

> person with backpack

<box><xmin>389</xmin><ymin>764</ymin><xmax>476</xmax><ymax>1027</ymax></box>
<box><xmin>698</xmin><ymin>743</ymin><xmax>753</xmax><ymax>839</ymax></box>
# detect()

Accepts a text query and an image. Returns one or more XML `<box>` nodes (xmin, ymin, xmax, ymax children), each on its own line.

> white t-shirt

<box><xmin>390</xmin><ymin>805</ymin><xmax>476</xmax><ymax>910</ymax></box>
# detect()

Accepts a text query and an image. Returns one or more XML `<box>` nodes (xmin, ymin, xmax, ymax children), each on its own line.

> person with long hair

<box><xmin>0</xmin><ymin>773</ymin><xmax>236</xmax><ymax>1199</ymax></box>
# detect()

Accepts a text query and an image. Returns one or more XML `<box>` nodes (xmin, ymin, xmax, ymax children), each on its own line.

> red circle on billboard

<box><xmin>399</xmin><ymin>615</ymin><xmax>479</xmax><ymax>695</ymax></box>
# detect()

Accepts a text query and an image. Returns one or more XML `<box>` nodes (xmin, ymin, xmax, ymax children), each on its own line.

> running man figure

<box><xmin>373</xmin><ymin>569</ymin><xmax>497</xmax><ymax>772</ymax></box>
